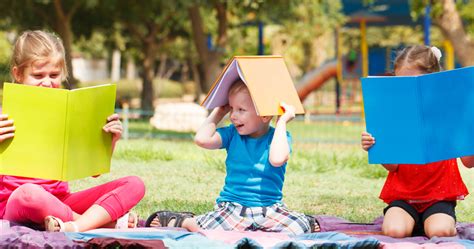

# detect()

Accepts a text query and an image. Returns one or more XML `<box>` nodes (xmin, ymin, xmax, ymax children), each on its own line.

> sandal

<box><xmin>115</xmin><ymin>211</ymin><xmax>138</xmax><ymax>229</ymax></box>
<box><xmin>44</xmin><ymin>216</ymin><xmax>79</xmax><ymax>232</ymax></box>
<box><xmin>145</xmin><ymin>210</ymin><xmax>194</xmax><ymax>228</ymax></box>
<box><xmin>306</xmin><ymin>214</ymin><xmax>320</xmax><ymax>233</ymax></box>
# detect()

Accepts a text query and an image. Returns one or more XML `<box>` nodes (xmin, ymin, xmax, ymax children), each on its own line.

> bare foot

<box><xmin>150</xmin><ymin>217</ymin><xmax>176</xmax><ymax>227</ymax></box>
<box><xmin>115</xmin><ymin>212</ymin><xmax>138</xmax><ymax>229</ymax></box>
<box><xmin>44</xmin><ymin>216</ymin><xmax>78</xmax><ymax>232</ymax></box>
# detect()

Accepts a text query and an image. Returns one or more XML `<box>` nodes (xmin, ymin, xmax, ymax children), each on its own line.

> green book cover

<box><xmin>0</xmin><ymin>83</ymin><xmax>116</xmax><ymax>181</ymax></box>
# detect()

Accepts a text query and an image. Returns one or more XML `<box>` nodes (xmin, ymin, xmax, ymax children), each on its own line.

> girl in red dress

<box><xmin>361</xmin><ymin>45</ymin><xmax>474</xmax><ymax>238</ymax></box>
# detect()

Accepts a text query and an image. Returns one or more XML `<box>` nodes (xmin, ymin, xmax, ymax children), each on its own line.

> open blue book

<box><xmin>361</xmin><ymin>66</ymin><xmax>474</xmax><ymax>164</ymax></box>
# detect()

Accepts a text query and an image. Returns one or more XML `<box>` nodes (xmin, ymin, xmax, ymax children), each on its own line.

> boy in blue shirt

<box><xmin>146</xmin><ymin>80</ymin><xmax>316</xmax><ymax>235</ymax></box>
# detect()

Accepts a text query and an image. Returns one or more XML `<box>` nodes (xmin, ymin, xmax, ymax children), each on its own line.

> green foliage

<box><xmin>0</xmin><ymin>32</ymin><xmax>12</xmax><ymax>83</ymax></box>
<box><xmin>73</xmin><ymin>32</ymin><xmax>108</xmax><ymax>59</ymax></box>
<box><xmin>269</xmin><ymin>0</ymin><xmax>345</xmax><ymax>73</ymax></box>
<box><xmin>459</xmin><ymin>1</ymin><xmax>474</xmax><ymax>36</ymax></box>
<box><xmin>410</xmin><ymin>0</ymin><xmax>474</xmax><ymax>35</ymax></box>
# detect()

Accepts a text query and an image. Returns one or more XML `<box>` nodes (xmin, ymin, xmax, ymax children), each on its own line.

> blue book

<box><xmin>361</xmin><ymin>66</ymin><xmax>474</xmax><ymax>164</ymax></box>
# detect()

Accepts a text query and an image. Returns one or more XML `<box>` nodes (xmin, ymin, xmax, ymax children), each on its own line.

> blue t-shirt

<box><xmin>216</xmin><ymin>124</ymin><xmax>292</xmax><ymax>207</ymax></box>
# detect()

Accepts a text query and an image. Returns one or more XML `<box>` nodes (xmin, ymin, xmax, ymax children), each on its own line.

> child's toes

<box><xmin>150</xmin><ymin>217</ymin><xmax>161</xmax><ymax>227</ymax></box>
<box><xmin>127</xmin><ymin>212</ymin><xmax>138</xmax><ymax>228</ymax></box>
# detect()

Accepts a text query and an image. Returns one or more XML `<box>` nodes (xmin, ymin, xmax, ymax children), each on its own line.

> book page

<box><xmin>362</xmin><ymin>76</ymin><xmax>425</xmax><ymax>164</ymax></box>
<box><xmin>420</xmin><ymin>66</ymin><xmax>474</xmax><ymax>163</ymax></box>
<box><xmin>0</xmin><ymin>83</ymin><xmax>68</xmax><ymax>180</ymax></box>
<box><xmin>64</xmin><ymin>84</ymin><xmax>116</xmax><ymax>181</ymax></box>
<box><xmin>203</xmin><ymin>59</ymin><xmax>241</xmax><ymax>109</ymax></box>
<box><xmin>236</xmin><ymin>57</ymin><xmax>305</xmax><ymax>116</ymax></box>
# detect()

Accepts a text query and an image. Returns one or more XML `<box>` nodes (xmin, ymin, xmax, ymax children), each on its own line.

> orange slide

<box><xmin>297</xmin><ymin>60</ymin><xmax>338</xmax><ymax>102</ymax></box>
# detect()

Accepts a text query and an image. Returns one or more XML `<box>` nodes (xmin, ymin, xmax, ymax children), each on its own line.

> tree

<box><xmin>102</xmin><ymin>0</ymin><xmax>189</xmax><ymax>113</ymax></box>
<box><xmin>188</xmin><ymin>0</ymin><xmax>228</xmax><ymax>92</ymax></box>
<box><xmin>412</xmin><ymin>0</ymin><xmax>474</xmax><ymax>66</ymax></box>
<box><xmin>277</xmin><ymin>0</ymin><xmax>344</xmax><ymax>74</ymax></box>
<box><xmin>0</xmin><ymin>0</ymin><xmax>101</xmax><ymax>88</ymax></box>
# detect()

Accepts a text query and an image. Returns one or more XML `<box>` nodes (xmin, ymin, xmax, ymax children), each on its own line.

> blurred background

<box><xmin>1</xmin><ymin>0</ymin><xmax>473</xmax><ymax>140</ymax></box>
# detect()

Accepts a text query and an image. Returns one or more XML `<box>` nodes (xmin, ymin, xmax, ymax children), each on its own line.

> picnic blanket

<box><xmin>2</xmin><ymin>216</ymin><xmax>474</xmax><ymax>248</ymax></box>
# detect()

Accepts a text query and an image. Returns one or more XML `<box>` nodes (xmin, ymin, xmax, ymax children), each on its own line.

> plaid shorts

<box><xmin>195</xmin><ymin>201</ymin><xmax>311</xmax><ymax>235</ymax></box>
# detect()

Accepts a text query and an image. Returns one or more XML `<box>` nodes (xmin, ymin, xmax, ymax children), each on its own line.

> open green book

<box><xmin>0</xmin><ymin>83</ymin><xmax>116</xmax><ymax>181</ymax></box>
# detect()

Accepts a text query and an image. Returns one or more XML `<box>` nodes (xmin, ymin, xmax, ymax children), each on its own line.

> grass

<box><xmin>69</xmin><ymin>120</ymin><xmax>474</xmax><ymax>224</ymax></box>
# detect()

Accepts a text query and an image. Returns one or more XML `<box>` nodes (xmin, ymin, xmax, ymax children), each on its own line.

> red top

<box><xmin>379</xmin><ymin>159</ymin><xmax>468</xmax><ymax>212</ymax></box>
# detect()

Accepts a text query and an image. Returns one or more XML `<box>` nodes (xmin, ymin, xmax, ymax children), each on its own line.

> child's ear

<box><xmin>261</xmin><ymin>116</ymin><xmax>273</xmax><ymax>123</ymax></box>
<box><xmin>12</xmin><ymin>67</ymin><xmax>23</xmax><ymax>83</ymax></box>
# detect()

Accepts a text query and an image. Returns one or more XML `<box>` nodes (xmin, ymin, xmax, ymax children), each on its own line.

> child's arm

<box><xmin>460</xmin><ymin>156</ymin><xmax>474</xmax><ymax>168</ymax></box>
<box><xmin>194</xmin><ymin>105</ymin><xmax>229</xmax><ymax>149</ymax></box>
<box><xmin>361</xmin><ymin>132</ymin><xmax>398</xmax><ymax>172</ymax></box>
<box><xmin>0</xmin><ymin>114</ymin><xmax>15</xmax><ymax>142</ymax></box>
<box><xmin>269</xmin><ymin>102</ymin><xmax>295</xmax><ymax>167</ymax></box>
<box><xmin>103</xmin><ymin>113</ymin><xmax>122</xmax><ymax>152</ymax></box>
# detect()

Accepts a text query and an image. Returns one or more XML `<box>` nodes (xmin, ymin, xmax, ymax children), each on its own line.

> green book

<box><xmin>0</xmin><ymin>83</ymin><xmax>117</xmax><ymax>181</ymax></box>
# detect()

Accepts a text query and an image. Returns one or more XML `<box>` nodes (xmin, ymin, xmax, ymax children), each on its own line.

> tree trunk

<box><xmin>52</xmin><ymin>0</ymin><xmax>79</xmax><ymax>88</ymax></box>
<box><xmin>55</xmin><ymin>18</ymin><xmax>78</xmax><ymax>88</ymax></box>
<box><xmin>435</xmin><ymin>0</ymin><xmax>474</xmax><ymax>66</ymax></box>
<box><xmin>190</xmin><ymin>59</ymin><xmax>204</xmax><ymax>101</ymax></box>
<box><xmin>302</xmin><ymin>41</ymin><xmax>312</xmax><ymax>74</ymax></box>
<box><xmin>156</xmin><ymin>53</ymin><xmax>167</xmax><ymax>78</ymax></box>
<box><xmin>188</xmin><ymin>2</ymin><xmax>227</xmax><ymax>92</ymax></box>
<box><xmin>140</xmin><ymin>41</ymin><xmax>156</xmax><ymax>115</ymax></box>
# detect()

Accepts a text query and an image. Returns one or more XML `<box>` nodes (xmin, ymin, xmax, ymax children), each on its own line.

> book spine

<box><xmin>417</xmin><ymin>77</ymin><xmax>427</xmax><ymax>163</ymax></box>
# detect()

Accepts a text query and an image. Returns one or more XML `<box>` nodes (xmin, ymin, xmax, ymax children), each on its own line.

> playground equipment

<box><xmin>297</xmin><ymin>1</ymin><xmax>458</xmax><ymax>116</ymax></box>
<box><xmin>297</xmin><ymin>60</ymin><xmax>337</xmax><ymax>102</ymax></box>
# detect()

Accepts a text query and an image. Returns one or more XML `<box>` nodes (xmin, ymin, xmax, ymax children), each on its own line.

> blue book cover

<box><xmin>361</xmin><ymin>66</ymin><xmax>474</xmax><ymax>164</ymax></box>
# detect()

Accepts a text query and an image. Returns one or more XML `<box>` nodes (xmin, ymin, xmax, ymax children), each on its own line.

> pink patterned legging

<box><xmin>4</xmin><ymin>176</ymin><xmax>145</xmax><ymax>225</ymax></box>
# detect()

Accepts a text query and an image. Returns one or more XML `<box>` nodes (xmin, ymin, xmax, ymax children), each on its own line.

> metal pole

<box><xmin>424</xmin><ymin>5</ymin><xmax>431</xmax><ymax>46</ymax></box>
<box><xmin>258</xmin><ymin>21</ymin><xmax>264</xmax><ymax>55</ymax></box>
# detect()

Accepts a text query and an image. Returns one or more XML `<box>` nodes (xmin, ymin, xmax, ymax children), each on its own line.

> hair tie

<box><xmin>430</xmin><ymin>46</ymin><xmax>442</xmax><ymax>62</ymax></box>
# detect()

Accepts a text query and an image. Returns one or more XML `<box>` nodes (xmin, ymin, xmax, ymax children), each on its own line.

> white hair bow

<box><xmin>430</xmin><ymin>46</ymin><xmax>442</xmax><ymax>61</ymax></box>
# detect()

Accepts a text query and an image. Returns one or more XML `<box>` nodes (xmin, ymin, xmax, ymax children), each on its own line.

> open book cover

<box><xmin>201</xmin><ymin>56</ymin><xmax>304</xmax><ymax>116</ymax></box>
<box><xmin>0</xmin><ymin>83</ymin><xmax>116</xmax><ymax>181</ymax></box>
<box><xmin>362</xmin><ymin>66</ymin><xmax>474</xmax><ymax>164</ymax></box>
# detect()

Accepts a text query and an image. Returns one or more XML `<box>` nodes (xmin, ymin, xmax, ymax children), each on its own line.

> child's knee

<box><xmin>382</xmin><ymin>224</ymin><xmax>412</xmax><ymax>238</ymax></box>
<box><xmin>424</xmin><ymin>224</ymin><xmax>456</xmax><ymax>238</ymax></box>
<box><xmin>122</xmin><ymin>176</ymin><xmax>146</xmax><ymax>198</ymax></box>
<box><xmin>10</xmin><ymin>183</ymin><xmax>47</xmax><ymax>206</ymax></box>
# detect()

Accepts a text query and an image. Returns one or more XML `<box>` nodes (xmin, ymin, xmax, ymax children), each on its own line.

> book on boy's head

<box><xmin>361</xmin><ymin>66</ymin><xmax>474</xmax><ymax>165</ymax></box>
<box><xmin>0</xmin><ymin>83</ymin><xmax>116</xmax><ymax>181</ymax></box>
<box><xmin>201</xmin><ymin>55</ymin><xmax>304</xmax><ymax>116</ymax></box>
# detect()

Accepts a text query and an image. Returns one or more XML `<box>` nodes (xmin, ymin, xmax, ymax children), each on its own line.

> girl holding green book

<box><xmin>0</xmin><ymin>30</ymin><xmax>145</xmax><ymax>232</ymax></box>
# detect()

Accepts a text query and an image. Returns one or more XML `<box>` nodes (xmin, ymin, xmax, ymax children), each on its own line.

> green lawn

<box><xmin>69</xmin><ymin>120</ymin><xmax>474</xmax><ymax>223</ymax></box>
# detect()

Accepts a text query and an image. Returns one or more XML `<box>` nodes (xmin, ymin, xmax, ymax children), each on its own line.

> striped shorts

<box><xmin>195</xmin><ymin>201</ymin><xmax>311</xmax><ymax>235</ymax></box>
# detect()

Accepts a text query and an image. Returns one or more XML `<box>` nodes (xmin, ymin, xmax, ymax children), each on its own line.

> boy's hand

<box><xmin>0</xmin><ymin>114</ymin><xmax>15</xmax><ymax>142</ymax></box>
<box><xmin>215</xmin><ymin>104</ymin><xmax>231</xmax><ymax>117</ymax></box>
<box><xmin>278</xmin><ymin>102</ymin><xmax>296</xmax><ymax>124</ymax></box>
<box><xmin>361</xmin><ymin>132</ymin><xmax>375</xmax><ymax>151</ymax></box>
<box><xmin>103</xmin><ymin>114</ymin><xmax>122</xmax><ymax>144</ymax></box>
